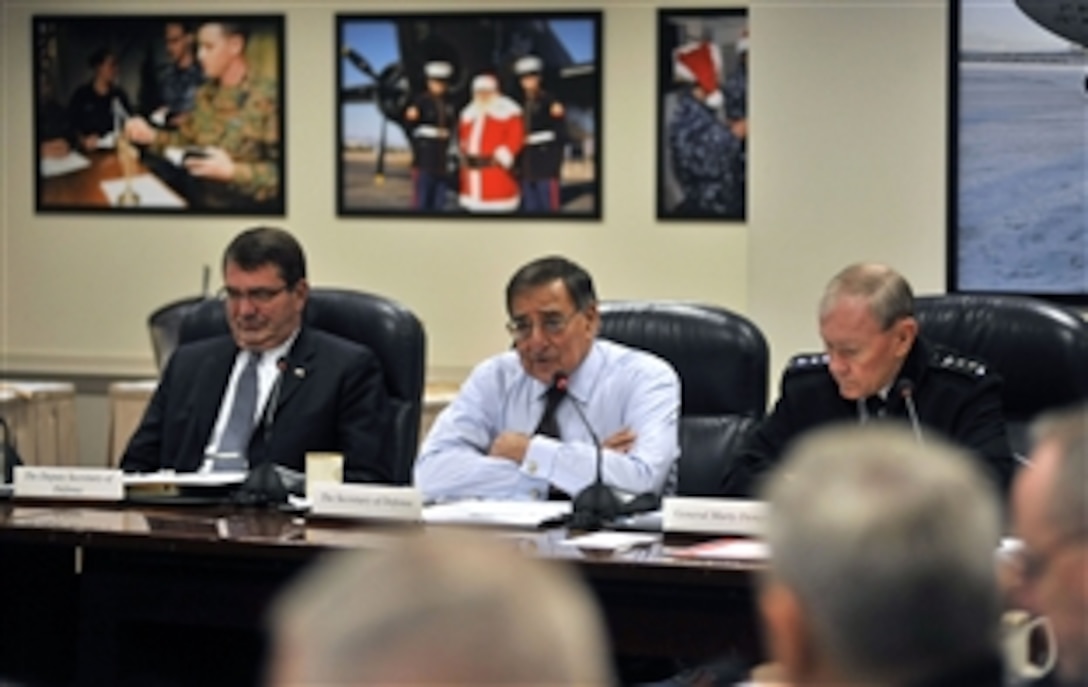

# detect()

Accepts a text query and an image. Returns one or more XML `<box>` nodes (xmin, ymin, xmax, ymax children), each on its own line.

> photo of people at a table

<box><xmin>34</xmin><ymin>15</ymin><xmax>283</xmax><ymax>214</ymax></box>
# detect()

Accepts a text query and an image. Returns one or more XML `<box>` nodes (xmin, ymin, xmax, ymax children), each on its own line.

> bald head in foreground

<box><xmin>268</xmin><ymin>532</ymin><xmax>613</xmax><ymax>686</ymax></box>
<box><xmin>759</xmin><ymin>424</ymin><xmax>1005</xmax><ymax>686</ymax></box>
<box><xmin>1011</xmin><ymin>404</ymin><xmax>1088</xmax><ymax>687</ymax></box>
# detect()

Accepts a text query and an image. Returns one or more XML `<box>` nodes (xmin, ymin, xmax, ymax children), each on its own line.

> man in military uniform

<box><xmin>125</xmin><ymin>20</ymin><xmax>279</xmax><ymax>211</ymax></box>
<box><xmin>513</xmin><ymin>55</ymin><xmax>566</xmax><ymax>213</ymax></box>
<box><xmin>668</xmin><ymin>41</ymin><xmax>746</xmax><ymax>218</ymax></box>
<box><xmin>148</xmin><ymin>21</ymin><xmax>204</xmax><ymax>129</ymax></box>
<box><xmin>403</xmin><ymin>61</ymin><xmax>456</xmax><ymax>212</ymax></box>
<box><xmin>720</xmin><ymin>263</ymin><xmax>1016</xmax><ymax>497</ymax></box>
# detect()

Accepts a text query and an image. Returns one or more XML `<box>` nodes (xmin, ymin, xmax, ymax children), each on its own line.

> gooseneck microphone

<box><xmin>551</xmin><ymin>372</ymin><xmax>622</xmax><ymax>530</ymax></box>
<box><xmin>263</xmin><ymin>357</ymin><xmax>289</xmax><ymax>454</ymax></box>
<box><xmin>895</xmin><ymin>378</ymin><xmax>924</xmax><ymax>445</ymax></box>
<box><xmin>235</xmin><ymin>357</ymin><xmax>293</xmax><ymax>507</ymax></box>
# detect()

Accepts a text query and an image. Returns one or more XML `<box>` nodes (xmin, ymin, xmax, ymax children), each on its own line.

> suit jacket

<box><xmin>121</xmin><ymin>327</ymin><xmax>391</xmax><ymax>483</ymax></box>
<box><xmin>720</xmin><ymin>337</ymin><xmax>1016</xmax><ymax>497</ymax></box>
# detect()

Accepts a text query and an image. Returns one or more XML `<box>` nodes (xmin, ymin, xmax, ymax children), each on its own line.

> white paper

<box><xmin>561</xmin><ymin>531</ymin><xmax>659</xmax><ymax>552</ymax></box>
<box><xmin>39</xmin><ymin>151</ymin><xmax>91</xmax><ymax>178</ymax></box>
<box><xmin>110</xmin><ymin>379</ymin><xmax>158</xmax><ymax>393</ymax></box>
<box><xmin>122</xmin><ymin>470</ymin><xmax>247</xmax><ymax>487</ymax></box>
<box><xmin>423</xmin><ymin>500</ymin><xmax>571</xmax><ymax>528</ymax></box>
<box><xmin>0</xmin><ymin>381</ymin><xmax>75</xmax><ymax>395</ymax></box>
<box><xmin>101</xmin><ymin>174</ymin><xmax>186</xmax><ymax>208</ymax></box>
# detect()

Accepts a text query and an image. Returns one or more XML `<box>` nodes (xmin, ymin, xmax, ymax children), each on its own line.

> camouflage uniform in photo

<box><xmin>152</xmin><ymin>74</ymin><xmax>280</xmax><ymax>210</ymax></box>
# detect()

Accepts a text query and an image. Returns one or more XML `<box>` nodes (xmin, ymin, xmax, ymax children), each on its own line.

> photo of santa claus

<box><xmin>337</xmin><ymin>12</ymin><xmax>601</xmax><ymax>218</ymax></box>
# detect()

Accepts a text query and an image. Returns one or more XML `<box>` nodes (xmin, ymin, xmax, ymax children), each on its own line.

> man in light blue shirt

<box><xmin>414</xmin><ymin>256</ymin><xmax>681</xmax><ymax>502</ymax></box>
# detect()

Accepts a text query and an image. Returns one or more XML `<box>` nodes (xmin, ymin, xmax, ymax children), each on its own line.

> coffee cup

<box><xmin>1001</xmin><ymin>609</ymin><xmax>1057</xmax><ymax>681</ymax></box>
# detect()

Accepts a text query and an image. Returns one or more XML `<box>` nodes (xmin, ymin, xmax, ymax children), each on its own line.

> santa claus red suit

<box><xmin>458</xmin><ymin>75</ymin><xmax>524</xmax><ymax>212</ymax></box>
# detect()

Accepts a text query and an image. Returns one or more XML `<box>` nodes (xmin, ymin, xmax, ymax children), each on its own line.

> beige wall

<box><xmin>0</xmin><ymin>0</ymin><xmax>947</xmax><ymax>389</ymax></box>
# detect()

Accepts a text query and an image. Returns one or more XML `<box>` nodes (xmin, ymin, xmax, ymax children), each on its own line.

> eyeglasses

<box><xmin>505</xmin><ymin>310</ymin><xmax>581</xmax><ymax>342</ymax></box>
<box><xmin>1012</xmin><ymin>529</ymin><xmax>1086</xmax><ymax>582</ymax></box>
<box><xmin>218</xmin><ymin>285</ymin><xmax>289</xmax><ymax>305</ymax></box>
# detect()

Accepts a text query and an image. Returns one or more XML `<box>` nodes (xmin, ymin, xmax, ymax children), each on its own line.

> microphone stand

<box><xmin>566</xmin><ymin>395</ymin><xmax>622</xmax><ymax>531</ymax></box>
<box><xmin>895</xmin><ymin>379</ymin><xmax>925</xmax><ymax>446</ymax></box>
<box><xmin>235</xmin><ymin>357</ymin><xmax>291</xmax><ymax>507</ymax></box>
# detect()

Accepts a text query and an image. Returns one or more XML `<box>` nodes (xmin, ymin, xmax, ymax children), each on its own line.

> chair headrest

<box><xmin>598</xmin><ymin>301</ymin><xmax>768</xmax><ymax>417</ymax></box>
<box><xmin>914</xmin><ymin>294</ymin><xmax>1088</xmax><ymax>418</ymax></box>
<box><xmin>178</xmin><ymin>288</ymin><xmax>425</xmax><ymax>403</ymax></box>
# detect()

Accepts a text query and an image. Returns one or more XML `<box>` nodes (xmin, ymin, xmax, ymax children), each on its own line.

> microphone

<box><xmin>233</xmin><ymin>357</ymin><xmax>297</xmax><ymax>508</ymax></box>
<box><xmin>263</xmin><ymin>356</ymin><xmax>288</xmax><ymax>456</ymax></box>
<box><xmin>550</xmin><ymin>372</ymin><xmax>622</xmax><ymax>531</ymax></box>
<box><xmin>895</xmin><ymin>378</ymin><xmax>925</xmax><ymax>445</ymax></box>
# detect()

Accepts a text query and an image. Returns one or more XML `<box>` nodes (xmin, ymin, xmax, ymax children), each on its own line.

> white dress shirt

<box><xmin>205</xmin><ymin>331</ymin><xmax>298</xmax><ymax>455</ymax></box>
<box><xmin>413</xmin><ymin>339</ymin><xmax>681</xmax><ymax>502</ymax></box>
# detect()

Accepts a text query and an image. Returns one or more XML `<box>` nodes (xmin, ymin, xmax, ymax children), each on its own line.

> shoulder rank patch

<box><xmin>932</xmin><ymin>351</ymin><xmax>988</xmax><ymax>378</ymax></box>
<box><xmin>787</xmin><ymin>352</ymin><xmax>829</xmax><ymax>373</ymax></box>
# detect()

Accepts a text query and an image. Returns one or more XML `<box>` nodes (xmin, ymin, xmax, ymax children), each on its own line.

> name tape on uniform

<box><xmin>662</xmin><ymin>496</ymin><xmax>767</xmax><ymax>536</ymax></box>
<box><xmin>13</xmin><ymin>466</ymin><xmax>124</xmax><ymax>501</ymax></box>
<box><xmin>309</xmin><ymin>483</ymin><xmax>423</xmax><ymax>522</ymax></box>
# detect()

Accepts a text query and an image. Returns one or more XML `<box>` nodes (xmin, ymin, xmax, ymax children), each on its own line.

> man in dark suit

<box><xmin>721</xmin><ymin>262</ymin><xmax>1016</xmax><ymax>497</ymax></box>
<box><xmin>121</xmin><ymin>227</ymin><xmax>391</xmax><ymax>483</ymax></box>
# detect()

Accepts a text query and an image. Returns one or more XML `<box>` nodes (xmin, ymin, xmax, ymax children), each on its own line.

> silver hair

<box><xmin>819</xmin><ymin>263</ymin><xmax>914</xmax><ymax>330</ymax></box>
<box><xmin>761</xmin><ymin>424</ymin><xmax>1002</xmax><ymax>685</ymax></box>
<box><xmin>268</xmin><ymin>531</ymin><xmax>613</xmax><ymax>686</ymax></box>
<box><xmin>1030</xmin><ymin>402</ymin><xmax>1088</xmax><ymax>538</ymax></box>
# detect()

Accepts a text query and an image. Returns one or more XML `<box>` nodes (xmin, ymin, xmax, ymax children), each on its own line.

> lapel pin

<box><xmin>294</xmin><ymin>367</ymin><xmax>306</xmax><ymax>378</ymax></box>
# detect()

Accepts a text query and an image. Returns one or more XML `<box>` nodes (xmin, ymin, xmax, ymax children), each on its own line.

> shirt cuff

<box><xmin>521</xmin><ymin>435</ymin><xmax>561</xmax><ymax>483</ymax></box>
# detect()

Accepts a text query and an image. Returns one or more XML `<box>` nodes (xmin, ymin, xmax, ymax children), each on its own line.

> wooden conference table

<box><xmin>0</xmin><ymin>500</ymin><xmax>763</xmax><ymax>686</ymax></box>
<box><xmin>38</xmin><ymin>149</ymin><xmax>185</xmax><ymax>209</ymax></box>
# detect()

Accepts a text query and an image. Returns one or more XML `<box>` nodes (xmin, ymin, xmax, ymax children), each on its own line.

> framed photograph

<box><xmin>336</xmin><ymin>12</ymin><xmax>602</xmax><ymax>218</ymax></box>
<box><xmin>34</xmin><ymin>15</ymin><xmax>285</xmax><ymax>215</ymax></box>
<box><xmin>657</xmin><ymin>8</ymin><xmax>748</xmax><ymax>221</ymax></box>
<box><xmin>949</xmin><ymin>1</ymin><xmax>1087</xmax><ymax>302</ymax></box>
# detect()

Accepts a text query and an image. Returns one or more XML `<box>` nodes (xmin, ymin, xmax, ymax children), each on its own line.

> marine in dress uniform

<box><xmin>404</xmin><ymin>61</ymin><xmax>456</xmax><ymax>211</ymax></box>
<box><xmin>720</xmin><ymin>336</ymin><xmax>1017</xmax><ymax>498</ymax></box>
<box><xmin>513</xmin><ymin>56</ymin><xmax>566</xmax><ymax>213</ymax></box>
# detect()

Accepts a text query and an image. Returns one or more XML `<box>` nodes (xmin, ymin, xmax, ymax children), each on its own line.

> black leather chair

<box><xmin>177</xmin><ymin>288</ymin><xmax>426</xmax><ymax>484</ymax></box>
<box><xmin>915</xmin><ymin>294</ymin><xmax>1088</xmax><ymax>456</ymax></box>
<box><xmin>598</xmin><ymin>301</ymin><xmax>769</xmax><ymax>496</ymax></box>
<box><xmin>148</xmin><ymin>296</ymin><xmax>211</xmax><ymax>372</ymax></box>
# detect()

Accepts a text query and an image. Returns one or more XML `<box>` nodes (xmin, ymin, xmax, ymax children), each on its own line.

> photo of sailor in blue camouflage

<box><xmin>657</xmin><ymin>9</ymin><xmax>748</xmax><ymax>221</ymax></box>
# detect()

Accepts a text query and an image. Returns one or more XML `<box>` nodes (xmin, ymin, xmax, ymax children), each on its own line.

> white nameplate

<box><xmin>310</xmin><ymin>484</ymin><xmax>423</xmax><ymax>522</ymax></box>
<box><xmin>13</xmin><ymin>466</ymin><xmax>124</xmax><ymax>501</ymax></box>
<box><xmin>662</xmin><ymin>496</ymin><xmax>767</xmax><ymax>536</ymax></box>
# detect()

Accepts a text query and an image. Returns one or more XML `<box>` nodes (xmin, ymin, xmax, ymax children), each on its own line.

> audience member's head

<box><xmin>504</xmin><ymin>256</ymin><xmax>600</xmax><ymax>384</ymax></box>
<box><xmin>818</xmin><ymin>262</ymin><xmax>918</xmax><ymax>400</ymax></box>
<box><xmin>268</xmin><ymin>532</ymin><xmax>614</xmax><ymax>686</ymax></box>
<box><xmin>1012</xmin><ymin>403</ymin><xmax>1088</xmax><ymax>685</ymax></box>
<box><xmin>759</xmin><ymin>424</ymin><xmax>1002</xmax><ymax>686</ymax></box>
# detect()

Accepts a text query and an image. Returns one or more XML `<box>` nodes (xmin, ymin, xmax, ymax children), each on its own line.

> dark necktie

<box><xmin>534</xmin><ymin>385</ymin><xmax>566</xmax><ymax>439</ymax></box>
<box><xmin>218</xmin><ymin>351</ymin><xmax>261</xmax><ymax>455</ymax></box>
<box><xmin>864</xmin><ymin>394</ymin><xmax>887</xmax><ymax>421</ymax></box>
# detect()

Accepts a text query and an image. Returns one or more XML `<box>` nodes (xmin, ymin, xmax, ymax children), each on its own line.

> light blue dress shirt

<box><xmin>414</xmin><ymin>339</ymin><xmax>681</xmax><ymax>502</ymax></box>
